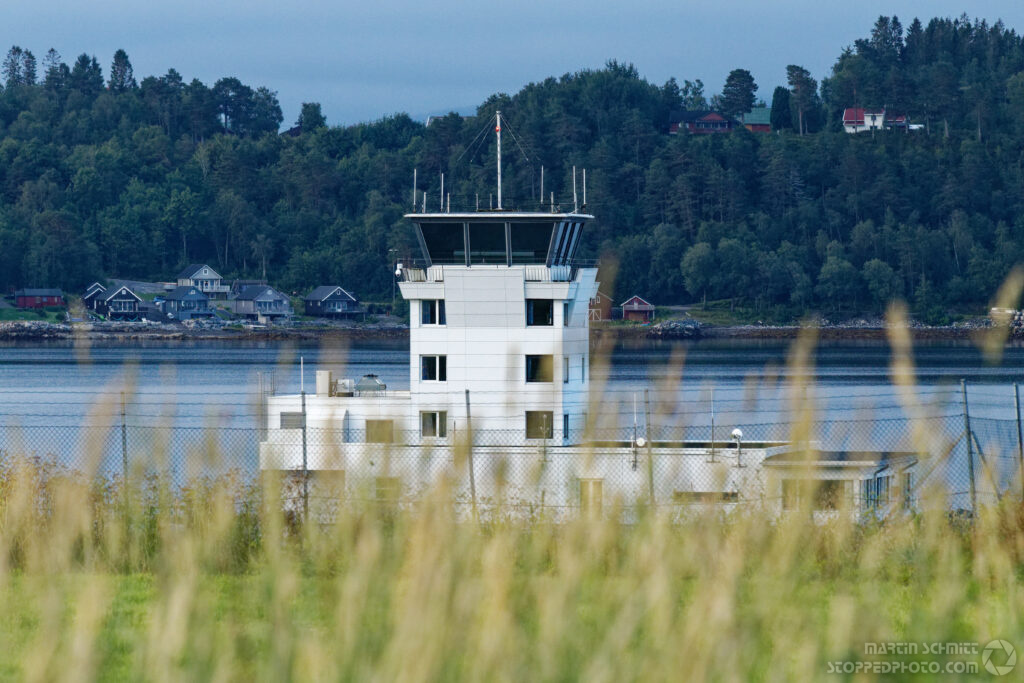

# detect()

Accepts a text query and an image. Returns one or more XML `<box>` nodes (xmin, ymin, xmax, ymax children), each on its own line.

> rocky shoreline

<box><xmin>0</xmin><ymin>317</ymin><xmax>1004</xmax><ymax>344</ymax></box>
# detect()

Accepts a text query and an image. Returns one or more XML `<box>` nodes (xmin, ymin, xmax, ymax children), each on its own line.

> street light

<box><xmin>388</xmin><ymin>248</ymin><xmax>398</xmax><ymax>315</ymax></box>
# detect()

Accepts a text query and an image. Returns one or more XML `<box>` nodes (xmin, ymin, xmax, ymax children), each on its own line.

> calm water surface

<box><xmin>0</xmin><ymin>338</ymin><xmax>1022</xmax><ymax>429</ymax></box>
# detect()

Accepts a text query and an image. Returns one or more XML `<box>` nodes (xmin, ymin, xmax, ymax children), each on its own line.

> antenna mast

<box><xmin>496</xmin><ymin>110</ymin><xmax>502</xmax><ymax>210</ymax></box>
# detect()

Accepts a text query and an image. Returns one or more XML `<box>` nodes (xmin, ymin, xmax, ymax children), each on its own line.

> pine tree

<box><xmin>20</xmin><ymin>49</ymin><xmax>36</xmax><ymax>85</ymax></box>
<box><xmin>719</xmin><ymin>69</ymin><xmax>757</xmax><ymax>119</ymax></box>
<box><xmin>786</xmin><ymin>65</ymin><xmax>817</xmax><ymax>135</ymax></box>
<box><xmin>770</xmin><ymin>86</ymin><xmax>792</xmax><ymax>130</ymax></box>
<box><xmin>108</xmin><ymin>49</ymin><xmax>137</xmax><ymax>92</ymax></box>
<box><xmin>296</xmin><ymin>102</ymin><xmax>326</xmax><ymax>131</ymax></box>
<box><xmin>2</xmin><ymin>46</ymin><xmax>23</xmax><ymax>88</ymax></box>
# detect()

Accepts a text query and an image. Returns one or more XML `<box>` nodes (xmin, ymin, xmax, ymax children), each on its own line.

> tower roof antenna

<box><xmin>496</xmin><ymin>110</ymin><xmax>502</xmax><ymax>210</ymax></box>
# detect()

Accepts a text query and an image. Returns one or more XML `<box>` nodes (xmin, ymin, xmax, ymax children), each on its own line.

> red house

<box><xmin>669</xmin><ymin>110</ymin><xmax>737</xmax><ymax>135</ymax></box>
<box><xmin>620</xmin><ymin>295</ymin><xmax>655</xmax><ymax>323</ymax></box>
<box><xmin>14</xmin><ymin>288</ymin><xmax>65</xmax><ymax>309</ymax></box>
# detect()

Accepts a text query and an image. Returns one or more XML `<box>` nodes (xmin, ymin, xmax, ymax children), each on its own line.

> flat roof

<box><xmin>404</xmin><ymin>212</ymin><xmax>594</xmax><ymax>220</ymax></box>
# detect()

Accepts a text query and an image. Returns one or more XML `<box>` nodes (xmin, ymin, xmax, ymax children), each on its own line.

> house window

<box><xmin>420</xmin><ymin>411</ymin><xmax>447</xmax><ymax>438</ymax></box>
<box><xmin>525</xmin><ymin>355</ymin><xmax>553</xmax><ymax>382</ymax></box>
<box><xmin>526</xmin><ymin>299</ymin><xmax>553</xmax><ymax>326</ymax></box>
<box><xmin>580</xmin><ymin>479</ymin><xmax>603</xmax><ymax>514</ymax></box>
<box><xmin>563</xmin><ymin>302</ymin><xmax>570</xmax><ymax>326</ymax></box>
<box><xmin>563</xmin><ymin>413</ymin><xmax>569</xmax><ymax>439</ymax></box>
<box><xmin>421</xmin><ymin>299</ymin><xmax>446</xmax><ymax>325</ymax></box>
<box><xmin>863</xmin><ymin>476</ymin><xmax>890</xmax><ymax>509</ymax></box>
<box><xmin>581</xmin><ymin>356</ymin><xmax>587</xmax><ymax>382</ymax></box>
<box><xmin>421</xmin><ymin>355</ymin><xmax>447</xmax><ymax>382</ymax></box>
<box><xmin>366</xmin><ymin>420</ymin><xmax>394</xmax><ymax>444</ymax></box>
<box><xmin>814</xmin><ymin>481</ymin><xmax>844</xmax><ymax>511</ymax></box>
<box><xmin>563</xmin><ymin>356</ymin><xmax>569</xmax><ymax>383</ymax></box>
<box><xmin>280</xmin><ymin>412</ymin><xmax>304</xmax><ymax>429</ymax></box>
<box><xmin>525</xmin><ymin>411</ymin><xmax>553</xmax><ymax>439</ymax></box>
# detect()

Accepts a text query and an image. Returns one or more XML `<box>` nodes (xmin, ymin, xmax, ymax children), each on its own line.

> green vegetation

<box><xmin>0</xmin><ymin>459</ymin><xmax>1022</xmax><ymax>679</ymax></box>
<box><xmin>0</xmin><ymin>306</ymin><xmax>64</xmax><ymax>322</ymax></box>
<box><xmin>1</xmin><ymin>15</ymin><xmax>1023</xmax><ymax>323</ymax></box>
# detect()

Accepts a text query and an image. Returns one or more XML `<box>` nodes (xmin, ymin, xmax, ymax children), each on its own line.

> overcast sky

<box><xmin>6</xmin><ymin>1</ymin><xmax>1024</xmax><ymax>126</ymax></box>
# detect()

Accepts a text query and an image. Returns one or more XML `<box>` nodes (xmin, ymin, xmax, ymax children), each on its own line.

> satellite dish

<box><xmin>635</xmin><ymin>437</ymin><xmax>646</xmax><ymax>448</ymax></box>
<box><xmin>731</xmin><ymin>428</ymin><xmax>743</xmax><ymax>440</ymax></box>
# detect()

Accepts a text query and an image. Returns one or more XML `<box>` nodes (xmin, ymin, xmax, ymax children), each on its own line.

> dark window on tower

<box><xmin>421</xmin><ymin>299</ymin><xmax>446</xmax><ymax>325</ymax></box>
<box><xmin>510</xmin><ymin>222</ymin><xmax>554</xmax><ymax>264</ymax></box>
<box><xmin>526</xmin><ymin>411</ymin><xmax>554</xmax><ymax>439</ymax></box>
<box><xmin>469</xmin><ymin>222</ymin><xmax>507</xmax><ymax>264</ymax></box>
<box><xmin>419</xmin><ymin>222</ymin><xmax>465</xmax><ymax>264</ymax></box>
<box><xmin>526</xmin><ymin>299</ymin><xmax>554</xmax><ymax>326</ymax></box>
<box><xmin>525</xmin><ymin>355</ymin><xmax>553</xmax><ymax>382</ymax></box>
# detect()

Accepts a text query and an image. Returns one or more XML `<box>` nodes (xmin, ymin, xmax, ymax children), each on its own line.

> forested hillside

<box><xmin>1</xmin><ymin>15</ymin><xmax>1023</xmax><ymax>320</ymax></box>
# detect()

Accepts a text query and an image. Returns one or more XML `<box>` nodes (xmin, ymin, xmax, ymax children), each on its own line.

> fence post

<box><xmin>120</xmin><ymin>391</ymin><xmax>128</xmax><ymax>482</ymax></box>
<box><xmin>961</xmin><ymin>379</ymin><xmax>976</xmax><ymax>512</ymax></box>
<box><xmin>465</xmin><ymin>389</ymin><xmax>477</xmax><ymax>522</ymax></box>
<box><xmin>301</xmin><ymin>388</ymin><xmax>308</xmax><ymax>522</ymax></box>
<box><xmin>644</xmin><ymin>388</ymin><xmax>655</xmax><ymax>506</ymax></box>
<box><xmin>1016</xmin><ymin>383</ymin><xmax>1024</xmax><ymax>501</ymax></box>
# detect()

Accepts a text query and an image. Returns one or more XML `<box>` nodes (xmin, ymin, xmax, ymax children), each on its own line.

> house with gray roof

<box><xmin>176</xmin><ymin>264</ymin><xmax>229</xmax><ymax>298</ymax></box>
<box><xmin>158</xmin><ymin>286</ymin><xmax>212</xmax><ymax>321</ymax></box>
<box><xmin>303</xmin><ymin>286</ymin><xmax>364</xmax><ymax>318</ymax></box>
<box><xmin>231</xmin><ymin>285</ymin><xmax>292</xmax><ymax>323</ymax></box>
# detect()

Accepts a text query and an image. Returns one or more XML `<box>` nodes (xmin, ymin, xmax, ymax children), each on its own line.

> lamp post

<box><xmin>388</xmin><ymin>248</ymin><xmax>397</xmax><ymax>316</ymax></box>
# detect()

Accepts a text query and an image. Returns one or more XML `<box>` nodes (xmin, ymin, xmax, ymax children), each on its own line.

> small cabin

<box><xmin>304</xmin><ymin>286</ymin><xmax>363</xmax><ymax>318</ymax></box>
<box><xmin>82</xmin><ymin>282</ymin><xmax>107</xmax><ymax>311</ymax></box>
<box><xmin>97</xmin><ymin>286</ymin><xmax>143</xmax><ymax>321</ymax></box>
<box><xmin>14</xmin><ymin>289</ymin><xmax>65</xmax><ymax>309</ymax></box>
<box><xmin>621</xmin><ymin>295</ymin><xmax>654</xmax><ymax>323</ymax></box>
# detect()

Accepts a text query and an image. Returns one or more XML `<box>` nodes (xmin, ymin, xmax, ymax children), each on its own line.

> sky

<box><xmin>5</xmin><ymin>0</ymin><xmax>1024</xmax><ymax>127</ymax></box>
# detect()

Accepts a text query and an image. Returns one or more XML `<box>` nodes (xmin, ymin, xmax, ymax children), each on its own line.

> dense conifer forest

<box><xmin>1</xmin><ymin>15</ymin><xmax>1023</xmax><ymax>320</ymax></box>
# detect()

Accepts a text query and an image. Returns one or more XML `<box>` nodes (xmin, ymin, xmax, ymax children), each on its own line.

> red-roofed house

<box><xmin>620</xmin><ymin>295</ymin><xmax>655</xmax><ymax>323</ymax></box>
<box><xmin>843</xmin><ymin>108</ymin><xmax>886</xmax><ymax>133</ymax></box>
<box><xmin>669</xmin><ymin>110</ymin><xmax>737</xmax><ymax>135</ymax></box>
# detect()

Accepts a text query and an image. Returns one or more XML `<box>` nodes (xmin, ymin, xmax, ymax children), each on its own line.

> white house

<box><xmin>842</xmin><ymin>107</ymin><xmax>886</xmax><ymax>133</ymax></box>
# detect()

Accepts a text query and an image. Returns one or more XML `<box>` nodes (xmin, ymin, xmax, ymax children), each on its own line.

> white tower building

<box><xmin>399</xmin><ymin>210</ymin><xmax>598</xmax><ymax>442</ymax></box>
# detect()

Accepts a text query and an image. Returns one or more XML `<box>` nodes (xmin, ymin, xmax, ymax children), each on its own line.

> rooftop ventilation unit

<box><xmin>356</xmin><ymin>374</ymin><xmax>387</xmax><ymax>393</ymax></box>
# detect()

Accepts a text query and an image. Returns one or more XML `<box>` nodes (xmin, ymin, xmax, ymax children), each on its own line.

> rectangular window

<box><xmin>421</xmin><ymin>299</ymin><xmax>446</xmax><ymax>325</ymax></box>
<box><xmin>366</xmin><ymin>420</ymin><xmax>394</xmax><ymax>443</ymax></box>
<box><xmin>420</xmin><ymin>411</ymin><xmax>448</xmax><ymax>438</ymax></box>
<box><xmin>563</xmin><ymin>302</ymin><xmax>570</xmax><ymax>326</ymax></box>
<box><xmin>420</xmin><ymin>355</ymin><xmax>447</xmax><ymax>382</ymax></box>
<box><xmin>581</xmin><ymin>356</ymin><xmax>587</xmax><ymax>382</ymax></box>
<box><xmin>469</xmin><ymin>222</ymin><xmax>508</xmax><ymax>264</ymax></box>
<box><xmin>814</xmin><ymin>480</ymin><xmax>844</xmax><ymax>511</ymax></box>
<box><xmin>526</xmin><ymin>299</ymin><xmax>553</xmax><ymax>326</ymax></box>
<box><xmin>280</xmin><ymin>412</ymin><xmax>304</xmax><ymax>429</ymax></box>
<box><xmin>580</xmin><ymin>479</ymin><xmax>603</xmax><ymax>513</ymax></box>
<box><xmin>563</xmin><ymin>413</ymin><xmax>569</xmax><ymax>439</ymax></box>
<box><xmin>563</xmin><ymin>357</ymin><xmax>569</xmax><ymax>383</ymax></box>
<box><xmin>525</xmin><ymin>355</ymin><xmax>553</xmax><ymax>382</ymax></box>
<box><xmin>525</xmin><ymin>411</ymin><xmax>553</xmax><ymax>439</ymax></box>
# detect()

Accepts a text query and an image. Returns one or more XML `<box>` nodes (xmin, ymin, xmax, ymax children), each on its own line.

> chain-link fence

<box><xmin>3</xmin><ymin>382</ymin><xmax>1024</xmax><ymax>524</ymax></box>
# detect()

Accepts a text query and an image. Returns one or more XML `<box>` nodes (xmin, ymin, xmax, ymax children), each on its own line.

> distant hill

<box><xmin>0</xmin><ymin>15</ymin><xmax>1023</xmax><ymax>322</ymax></box>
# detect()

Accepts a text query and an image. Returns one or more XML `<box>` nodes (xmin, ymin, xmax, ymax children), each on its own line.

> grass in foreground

<box><xmin>0</xmin><ymin>462</ymin><xmax>1022</xmax><ymax>681</ymax></box>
